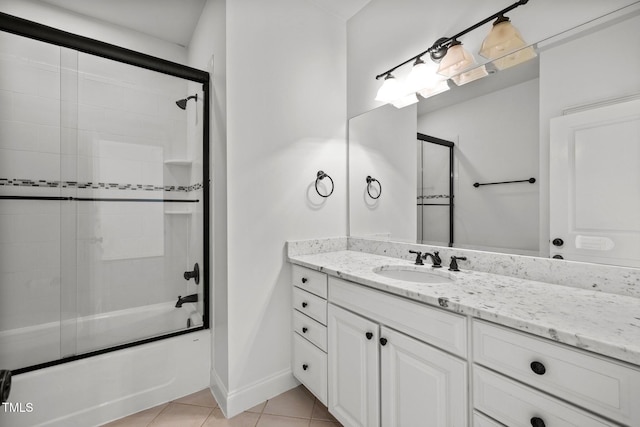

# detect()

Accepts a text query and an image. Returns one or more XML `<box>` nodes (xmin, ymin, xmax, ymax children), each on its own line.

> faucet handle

<box><xmin>409</xmin><ymin>250</ymin><xmax>424</xmax><ymax>265</ymax></box>
<box><xmin>449</xmin><ymin>256</ymin><xmax>467</xmax><ymax>271</ymax></box>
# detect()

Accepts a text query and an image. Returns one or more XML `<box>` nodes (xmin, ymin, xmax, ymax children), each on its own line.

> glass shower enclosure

<box><xmin>0</xmin><ymin>13</ymin><xmax>210</xmax><ymax>375</ymax></box>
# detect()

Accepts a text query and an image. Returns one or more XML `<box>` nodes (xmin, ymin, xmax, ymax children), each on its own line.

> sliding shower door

<box><xmin>0</xmin><ymin>31</ymin><xmax>66</xmax><ymax>370</ymax></box>
<box><xmin>0</xmin><ymin>25</ymin><xmax>209</xmax><ymax>373</ymax></box>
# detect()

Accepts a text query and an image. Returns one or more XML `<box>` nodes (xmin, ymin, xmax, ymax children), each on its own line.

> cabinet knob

<box><xmin>301</xmin><ymin>302</ymin><xmax>308</xmax><ymax>308</ymax></box>
<box><xmin>301</xmin><ymin>277</ymin><xmax>308</xmax><ymax>283</ymax></box>
<box><xmin>552</xmin><ymin>238</ymin><xmax>564</xmax><ymax>247</ymax></box>
<box><xmin>530</xmin><ymin>417</ymin><xmax>545</xmax><ymax>427</ymax></box>
<box><xmin>552</xmin><ymin>255</ymin><xmax>564</xmax><ymax>260</ymax></box>
<box><xmin>530</xmin><ymin>361</ymin><xmax>546</xmax><ymax>375</ymax></box>
<box><xmin>380</xmin><ymin>337</ymin><xmax>388</xmax><ymax>346</ymax></box>
<box><xmin>365</xmin><ymin>332</ymin><xmax>373</xmax><ymax>340</ymax></box>
<box><xmin>302</xmin><ymin>327</ymin><xmax>308</xmax><ymax>333</ymax></box>
<box><xmin>302</xmin><ymin>364</ymin><xmax>308</xmax><ymax>371</ymax></box>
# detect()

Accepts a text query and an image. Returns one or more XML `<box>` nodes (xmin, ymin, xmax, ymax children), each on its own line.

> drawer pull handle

<box><xmin>302</xmin><ymin>364</ymin><xmax>309</xmax><ymax>371</ymax></box>
<box><xmin>301</xmin><ymin>302</ymin><xmax>308</xmax><ymax>308</ymax></box>
<box><xmin>301</xmin><ymin>277</ymin><xmax>308</xmax><ymax>283</ymax></box>
<box><xmin>530</xmin><ymin>361</ymin><xmax>546</xmax><ymax>375</ymax></box>
<box><xmin>530</xmin><ymin>417</ymin><xmax>545</xmax><ymax>427</ymax></box>
<box><xmin>380</xmin><ymin>337</ymin><xmax>388</xmax><ymax>346</ymax></box>
<box><xmin>365</xmin><ymin>332</ymin><xmax>373</xmax><ymax>340</ymax></box>
<box><xmin>302</xmin><ymin>327</ymin><xmax>308</xmax><ymax>333</ymax></box>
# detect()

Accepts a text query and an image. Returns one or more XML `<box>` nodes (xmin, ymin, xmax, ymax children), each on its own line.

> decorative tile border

<box><xmin>417</xmin><ymin>194</ymin><xmax>450</xmax><ymax>200</ymax></box>
<box><xmin>0</xmin><ymin>178</ymin><xmax>203</xmax><ymax>192</ymax></box>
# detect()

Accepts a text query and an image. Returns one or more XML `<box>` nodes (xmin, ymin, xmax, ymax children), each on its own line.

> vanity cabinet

<box><xmin>473</xmin><ymin>320</ymin><xmax>640</xmax><ymax>426</ymax></box>
<box><xmin>290</xmin><ymin>260</ymin><xmax>640</xmax><ymax>427</ymax></box>
<box><xmin>328</xmin><ymin>277</ymin><xmax>468</xmax><ymax>427</ymax></box>
<box><xmin>291</xmin><ymin>265</ymin><xmax>328</xmax><ymax>405</ymax></box>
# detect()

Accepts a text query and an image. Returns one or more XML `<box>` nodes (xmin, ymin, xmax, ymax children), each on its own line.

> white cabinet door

<box><xmin>549</xmin><ymin>98</ymin><xmax>640</xmax><ymax>267</ymax></box>
<box><xmin>328</xmin><ymin>304</ymin><xmax>379</xmax><ymax>427</ymax></box>
<box><xmin>380</xmin><ymin>326</ymin><xmax>468</xmax><ymax>427</ymax></box>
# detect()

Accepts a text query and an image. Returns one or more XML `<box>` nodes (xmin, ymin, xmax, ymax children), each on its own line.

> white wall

<box><xmin>347</xmin><ymin>0</ymin><xmax>638</xmax><ymax>118</ymax></box>
<box><xmin>221</xmin><ymin>0</ymin><xmax>348</xmax><ymax>415</ymax></box>
<box><xmin>188</xmin><ymin>0</ymin><xmax>348</xmax><ymax>416</ymax></box>
<box><xmin>538</xmin><ymin>12</ymin><xmax>640</xmax><ymax>256</ymax></box>
<box><xmin>418</xmin><ymin>79</ymin><xmax>539</xmax><ymax>253</ymax></box>
<box><xmin>349</xmin><ymin>104</ymin><xmax>417</xmax><ymax>241</ymax></box>
<box><xmin>187</xmin><ymin>0</ymin><xmax>229</xmax><ymax>399</ymax></box>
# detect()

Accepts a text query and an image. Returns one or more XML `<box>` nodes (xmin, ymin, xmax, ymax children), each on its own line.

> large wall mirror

<box><xmin>348</xmin><ymin>2</ymin><xmax>640</xmax><ymax>269</ymax></box>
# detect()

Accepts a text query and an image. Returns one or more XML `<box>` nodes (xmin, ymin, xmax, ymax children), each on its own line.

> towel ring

<box><xmin>315</xmin><ymin>170</ymin><xmax>334</xmax><ymax>198</ymax></box>
<box><xmin>366</xmin><ymin>176</ymin><xmax>382</xmax><ymax>199</ymax></box>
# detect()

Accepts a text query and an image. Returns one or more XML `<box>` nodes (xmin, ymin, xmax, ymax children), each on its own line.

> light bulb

<box><xmin>406</xmin><ymin>58</ymin><xmax>450</xmax><ymax>99</ymax></box>
<box><xmin>375</xmin><ymin>74</ymin><xmax>403</xmax><ymax>104</ymax></box>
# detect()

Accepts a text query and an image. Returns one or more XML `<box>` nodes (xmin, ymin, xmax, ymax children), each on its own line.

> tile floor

<box><xmin>102</xmin><ymin>385</ymin><xmax>343</xmax><ymax>427</ymax></box>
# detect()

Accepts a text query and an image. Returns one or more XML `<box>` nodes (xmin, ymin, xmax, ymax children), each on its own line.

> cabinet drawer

<box><xmin>474</xmin><ymin>411</ymin><xmax>504</xmax><ymax>427</ymax></box>
<box><xmin>293</xmin><ymin>287</ymin><xmax>327</xmax><ymax>325</ymax></box>
<box><xmin>293</xmin><ymin>333</ymin><xmax>327</xmax><ymax>405</ymax></box>
<box><xmin>292</xmin><ymin>265</ymin><xmax>327</xmax><ymax>298</ymax></box>
<box><xmin>329</xmin><ymin>277</ymin><xmax>467</xmax><ymax>357</ymax></box>
<box><xmin>474</xmin><ymin>366</ymin><xmax>613</xmax><ymax>427</ymax></box>
<box><xmin>473</xmin><ymin>320</ymin><xmax>640</xmax><ymax>426</ymax></box>
<box><xmin>293</xmin><ymin>309</ymin><xmax>327</xmax><ymax>352</ymax></box>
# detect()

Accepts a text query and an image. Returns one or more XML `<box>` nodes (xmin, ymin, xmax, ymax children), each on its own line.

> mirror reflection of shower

<box><xmin>417</xmin><ymin>133</ymin><xmax>454</xmax><ymax>247</ymax></box>
<box><xmin>176</xmin><ymin>94</ymin><xmax>197</xmax><ymax>110</ymax></box>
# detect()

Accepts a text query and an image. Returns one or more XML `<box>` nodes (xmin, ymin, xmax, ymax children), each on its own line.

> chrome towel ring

<box><xmin>366</xmin><ymin>176</ymin><xmax>382</xmax><ymax>199</ymax></box>
<box><xmin>315</xmin><ymin>170</ymin><xmax>334</xmax><ymax>198</ymax></box>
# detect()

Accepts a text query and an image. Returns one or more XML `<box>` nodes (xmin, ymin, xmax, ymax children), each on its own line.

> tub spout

<box><xmin>175</xmin><ymin>294</ymin><xmax>198</xmax><ymax>308</ymax></box>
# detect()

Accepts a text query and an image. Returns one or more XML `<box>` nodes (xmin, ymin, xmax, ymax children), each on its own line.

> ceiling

<box><xmin>38</xmin><ymin>0</ymin><xmax>371</xmax><ymax>47</ymax></box>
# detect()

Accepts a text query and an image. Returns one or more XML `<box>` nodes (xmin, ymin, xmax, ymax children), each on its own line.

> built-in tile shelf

<box><xmin>164</xmin><ymin>159</ymin><xmax>193</xmax><ymax>166</ymax></box>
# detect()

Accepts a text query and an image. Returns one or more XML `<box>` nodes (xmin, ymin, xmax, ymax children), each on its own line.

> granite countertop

<box><xmin>288</xmin><ymin>250</ymin><xmax>640</xmax><ymax>366</ymax></box>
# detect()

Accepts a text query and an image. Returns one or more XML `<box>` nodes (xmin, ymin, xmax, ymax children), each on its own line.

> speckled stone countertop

<box><xmin>288</xmin><ymin>249</ymin><xmax>640</xmax><ymax>366</ymax></box>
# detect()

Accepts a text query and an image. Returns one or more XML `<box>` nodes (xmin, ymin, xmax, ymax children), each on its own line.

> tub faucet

<box><xmin>423</xmin><ymin>251</ymin><xmax>442</xmax><ymax>268</ymax></box>
<box><xmin>175</xmin><ymin>293</ymin><xmax>198</xmax><ymax>308</ymax></box>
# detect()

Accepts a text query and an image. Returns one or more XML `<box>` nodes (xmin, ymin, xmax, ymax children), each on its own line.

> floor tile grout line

<box><xmin>144</xmin><ymin>402</ymin><xmax>169</xmax><ymax>427</ymax></box>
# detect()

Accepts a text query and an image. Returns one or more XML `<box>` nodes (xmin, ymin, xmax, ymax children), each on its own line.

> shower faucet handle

<box><xmin>183</xmin><ymin>263</ymin><xmax>200</xmax><ymax>284</ymax></box>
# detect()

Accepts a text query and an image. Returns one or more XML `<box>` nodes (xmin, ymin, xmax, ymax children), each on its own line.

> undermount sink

<box><xmin>373</xmin><ymin>266</ymin><xmax>454</xmax><ymax>284</ymax></box>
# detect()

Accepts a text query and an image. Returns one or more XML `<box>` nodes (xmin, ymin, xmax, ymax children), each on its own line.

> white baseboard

<box><xmin>209</xmin><ymin>369</ymin><xmax>229</xmax><ymax>416</ymax></box>
<box><xmin>212</xmin><ymin>368</ymin><xmax>299</xmax><ymax>418</ymax></box>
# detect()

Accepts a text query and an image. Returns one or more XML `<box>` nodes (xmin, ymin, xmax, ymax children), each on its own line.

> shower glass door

<box><xmin>0</xmin><ymin>25</ymin><xmax>209</xmax><ymax>373</ymax></box>
<box><xmin>0</xmin><ymin>31</ymin><xmax>65</xmax><ymax>370</ymax></box>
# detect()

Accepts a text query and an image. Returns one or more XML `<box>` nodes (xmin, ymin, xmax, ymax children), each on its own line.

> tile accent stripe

<box><xmin>418</xmin><ymin>194</ymin><xmax>450</xmax><ymax>200</ymax></box>
<box><xmin>0</xmin><ymin>178</ymin><xmax>203</xmax><ymax>192</ymax></box>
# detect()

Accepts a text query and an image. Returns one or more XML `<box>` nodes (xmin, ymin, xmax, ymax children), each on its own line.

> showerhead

<box><xmin>176</xmin><ymin>94</ymin><xmax>197</xmax><ymax>110</ymax></box>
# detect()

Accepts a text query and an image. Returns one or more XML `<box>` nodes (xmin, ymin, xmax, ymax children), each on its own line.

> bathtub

<box><xmin>0</xmin><ymin>301</ymin><xmax>203</xmax><ymax>371</ymax></box>
<box><xmin>0</xmin><ymin>302</ymin><xmax>209</xmax><ymax>427</ymax></box>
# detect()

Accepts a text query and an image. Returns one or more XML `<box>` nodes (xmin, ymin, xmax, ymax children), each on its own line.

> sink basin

<box><xmin>373</xmin><ymin>266</ymin><xmax>454</xmax><ymax>284</ymax></box>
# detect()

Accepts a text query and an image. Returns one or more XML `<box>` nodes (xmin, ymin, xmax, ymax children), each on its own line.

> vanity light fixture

<box><xmin>375</xmin><ymin>73</ymin><xmax>403</xmax><ymax>103</ymax></box>
<box><xmin>479</xmin><ymin>14</ymin><xmax>537</xmax><ymax>70</ymax></box>
<box><xmin>437</xmin><ymin>40</ymin><xmax>476</xmax><ymax>78</ymax></box>
<box><xmin>451</xmin><ymin>65</ymin><xmax>489</xmax><ymax>86</ymax></box>
<box><xmin>374</xmin><ymin>0</ymin><xmax>532</xmax><ymax>108</ymax></box>
<box><xmin>405</xmin><ymin>57</ymin><xmax>450</xmax><ymax>99</ymax></box>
